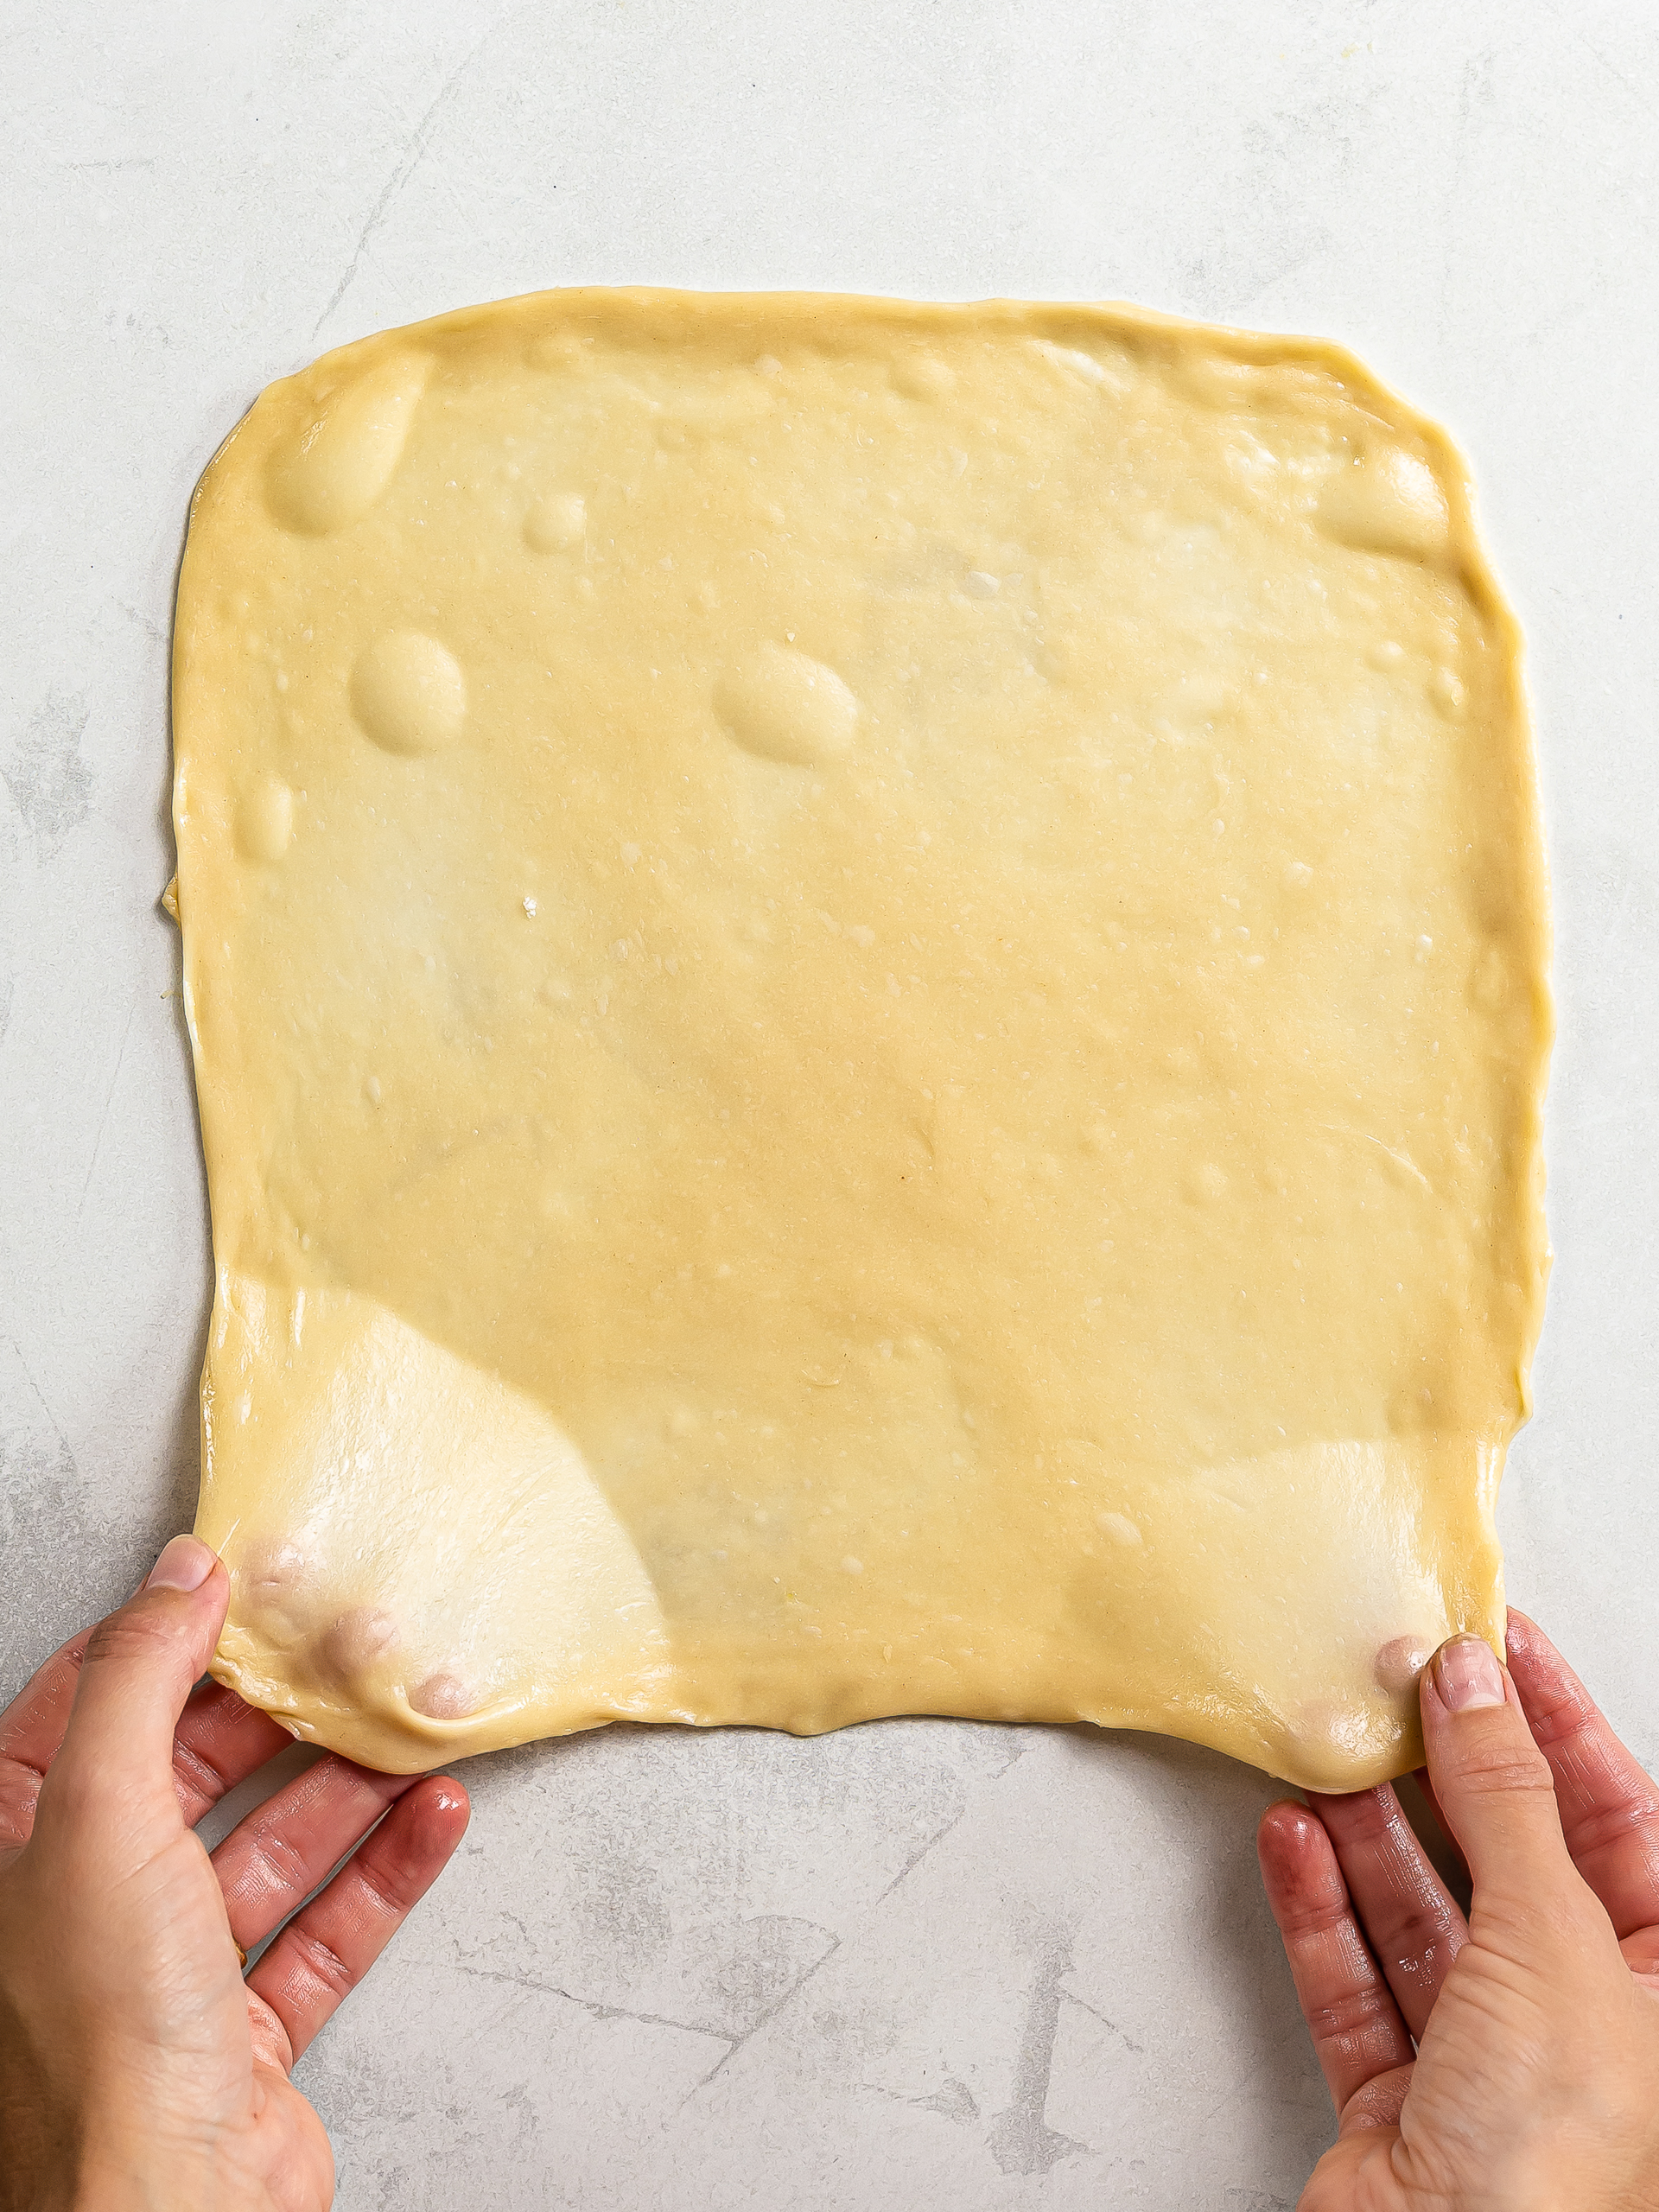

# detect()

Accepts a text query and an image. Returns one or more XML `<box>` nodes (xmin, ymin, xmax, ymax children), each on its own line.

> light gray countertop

<box><xmin>4</xmin><ymin>4</ymin><xmax>1656</xmax><ymax>2204</ymax></box>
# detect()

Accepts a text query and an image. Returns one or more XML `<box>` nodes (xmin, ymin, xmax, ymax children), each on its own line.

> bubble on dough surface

<box><xmin>1373</xmin><ymin>1634</ymin><xmax>1434</xmax><ymax>1696</ymax></box>
<box><xmin>409</xmin><ymin>1671</ymin><xmax>479</xmax><ymax>1720</ymax></box>
<box><xmin>264</xmin><ymin>353</ymin><xmax>429</xmax><ymax>536</ymax></box>
<box><xmin>350</xmin><ymin>631</ymin><xmax>468</xmax><ymax>756</ymax></box>
<box><xmin>1096</xmin><ymin>1511</ymin><xmax>1142</xmax><ymax>1546</ymax></box>
<box><xmin>524</xmin><ymin>491</ymin><xmax>586</xmax><ymax>551</ymax></box>
<box><xmin>1317</xmin><ymin>448</ymin><xmax>1450</xmax><ymax>561</ymax></box>
<box><xmin>320</xmin><ymin>1606</ymin><xmax>401</xmax><ymax>1680</ymax></box>
<box><xmin>714</xmin><ymin>644</ymin><xmax>859</xmax><ymax>766</ymax></box>
<box><xmin>893</xmin><ymin>353</ymin><xmax>957</xmax><ymax>401</ymax></box>
<box><xmin>235</xmin><ymin>776</ymin><xmax>294</xmax><ymax>862</ymax></box>
<box><xmin>1028</xmin><ymin>339</ymin><xmax>1135</xmax><ymax>397</ymax></box>
<box><xmin>232</xmin><ymin>1537</ymin><xmax>321</xmax><ymax>1641</ymax></box>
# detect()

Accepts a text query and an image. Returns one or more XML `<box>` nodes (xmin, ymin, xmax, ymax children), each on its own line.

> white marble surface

<box><xmin>3</xmin><ymin>3</ymin><xmax>1656</xmax><ymax>2203</ymax></box>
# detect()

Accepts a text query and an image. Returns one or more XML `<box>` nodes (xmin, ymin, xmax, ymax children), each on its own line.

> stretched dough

<box><xmin>171</xmin><ymin>291</ymin><xmax>1550</xmax><ymax>1787</ymax></box>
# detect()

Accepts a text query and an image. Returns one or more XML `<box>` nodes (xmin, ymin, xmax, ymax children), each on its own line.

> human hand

<box><xmin>0</xmin><ymin>1535</ymin><xmax>469</xmax><ymax>2212</ymax></box>
<box><xmin>1258</xmin><ymin>1612</ymin><xmax>1659</xmax><ymax>2209</ymax></box>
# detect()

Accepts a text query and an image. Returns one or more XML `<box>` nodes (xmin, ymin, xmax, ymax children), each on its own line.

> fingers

<box><xmin>4</xmin><ymin>1601</ymin><xmax>299</xmax><ymax>1853</ymax></box>
<box><xmin>0</xmin><ymin>1624</ymin><xmax>94</xmax><ymax>1854</ymax></box>
<box><xmin>1</xmin><ymin>1562</ymin><xmax>283</xmax><ymax>1855</ymax></box>
<box><xmin>212</xmin><ymin>1753</ymin><xmax>426</xmax><ymax>1954</ymax></box>
<box><xmin>33</xmin><ymin>1536</ymin><xmax>229</xmax><ymax>1853</ymax></box>
<box><xmin>1419</xmin><ymin>1633</ymin><xmax>1574</xmax><ymax>1907</ymax></box>
<box><xmin>245</xmin><ymin>1776</ymin><xmax>469</xmax><ymax>2067</ymax></box>
<box><xmin>1504</xmin><ymin>1610</ymin><xmax>1659</xmax><ymax>1942</ymax></box>
<box><xmin>1257</xmin><ymin>1799</ymin><xmax>1415</xmax><ymax>2114</ymax></box>
<box><xmin>170</xmin><ymin>1680</ymin><xmax>294</xmax><ymax>1827</ymax></box>
<box><xmin>1307</xmin><ymin>1783</ymin><xmax>1467</xmax><ymax>2042</ymax></box>
<box><xmin>1408</xmin><ymin>1766</ymin><xmax>1468</xmax><ymax>1890</ymax></box>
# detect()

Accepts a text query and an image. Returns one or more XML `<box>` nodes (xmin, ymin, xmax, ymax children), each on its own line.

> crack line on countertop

<box><xmin>868</xmin><ymin>1804</ymin><xmax>969</xmax><ymax>1910</ymax></box>
<box><xmin>1059</xmin><ymin>1986</ymin><xmax>1145</xmax><ymax>2054</ymax></box>
<box><xmin>679</xmin><ymin>1932</ymin><xmax>845</xmax><ymax>2103</ymax></box>
<box><xmin>311</xmin><ymin>8</ymin><xmax>512</xmax><ymax>340</ymax></box>
<box><xmin>673</xmin><ymin>1735</ymin><xmax>1035</xmax><ymax>2100</ymax></box>
<box><xmin>76</xmin><ymin>993</ymin><xmax>140</xmax><ymax>1224</ymax></box>
<box><xmin>3</xmin><ymin>1337</ymin><xmax>76</xmax><ymax>1473</ymax></box>
<box><xmin>443</xmin><ymin>1959</ymin><xmax>730</xmax><ymax>2045</ymax></box>
<box><xmin>1544</xmin><ymin>1</ymin><xmax>1659</xmax><ymax>122</ymax></box>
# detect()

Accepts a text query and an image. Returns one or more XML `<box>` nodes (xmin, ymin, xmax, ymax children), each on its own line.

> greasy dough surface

<box><xmin>172</xmin><ymin>290</ymin><xmax>1550</xmax><ymax>1787</ymax></box>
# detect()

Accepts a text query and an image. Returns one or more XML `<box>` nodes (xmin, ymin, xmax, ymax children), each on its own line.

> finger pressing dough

<box><xmin>171</xmin><ymin>289</ymin><xmax>1550</xmax><ymax>1788</ymax></box>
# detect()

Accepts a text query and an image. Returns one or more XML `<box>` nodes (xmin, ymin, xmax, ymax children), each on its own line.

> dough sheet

<box><xmin>171</xmin><ymin>290</ymin><xmax>1550</xmax><ymax>1786</ymax></box>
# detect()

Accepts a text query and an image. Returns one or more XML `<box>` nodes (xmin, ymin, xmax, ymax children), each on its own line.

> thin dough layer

<box><xmin>171</xmin><ymin>290</ymin><xmax>1550</xmax><ymax>1785</ymax></box>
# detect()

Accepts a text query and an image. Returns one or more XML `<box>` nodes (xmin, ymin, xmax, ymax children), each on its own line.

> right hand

<box><xmin>1258</xmin><ymin>1611</ymin><xmax>1659</xmax><ymax>2209</ymax></box>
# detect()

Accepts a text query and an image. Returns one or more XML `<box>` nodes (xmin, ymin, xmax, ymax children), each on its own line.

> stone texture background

<box><xmin>3</xmin><ymin>3</ymin><xmax>1656</xmax><ymax>2203</ymax></box>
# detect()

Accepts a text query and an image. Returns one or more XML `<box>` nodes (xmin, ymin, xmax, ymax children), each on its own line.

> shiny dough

<box><xmin>170</xmin><ymin>290</ymin><xmax>1550</xmax><ymax>1788</ymax></box>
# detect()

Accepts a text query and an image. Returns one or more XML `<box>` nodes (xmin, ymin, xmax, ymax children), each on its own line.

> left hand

<box><xmin>0</xmin><ymin>1535</ymin><xmax>469</xmax><ymax>2212</ymax></box>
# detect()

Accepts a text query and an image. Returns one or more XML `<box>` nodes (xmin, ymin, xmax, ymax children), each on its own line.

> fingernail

<box><xmin>145</xmin><ymin>1535</ymin><xmax>217</xmax><ymax>1592</ymax></box>
<box><xmin>1433</xmin><ymin>1635</ymin><xmax>1505</xmax><ymax>1713</ymax></box>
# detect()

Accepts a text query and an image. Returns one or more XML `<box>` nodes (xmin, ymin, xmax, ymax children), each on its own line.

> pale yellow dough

<box><xmin>172</xmin><ymin>290</ymin><xmax>1550</xmax><ymax>1788</ymax></box>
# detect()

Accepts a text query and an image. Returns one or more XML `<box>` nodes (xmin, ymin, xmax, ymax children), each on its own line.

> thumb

<box><xmin>40</xmin><ymin>1535</ymin><xmax>229</xmax><ymax>1832</ymax></box>
<box><xmin>1420</xmin><ymin>1630</ymin><xmax>1573</xmax><ymax>1908</ymax></box>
